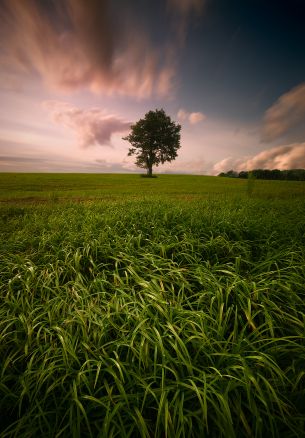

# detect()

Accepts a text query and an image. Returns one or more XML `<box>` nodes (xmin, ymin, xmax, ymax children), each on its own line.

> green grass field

<box><xmin>1</xmin><ymin>173</ymin><xmax>305</xmax><ymax>437</ymax></box>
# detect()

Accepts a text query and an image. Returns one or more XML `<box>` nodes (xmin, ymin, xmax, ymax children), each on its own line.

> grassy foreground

<box><xmin>1</xmin><ymin>174</ymin><xmax>305</xmax><ymax>437</ymax></box>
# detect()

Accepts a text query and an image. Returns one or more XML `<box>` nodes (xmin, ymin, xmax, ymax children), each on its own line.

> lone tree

<box><xmin>123</xmin><ymin>109</ymin><xmax>181</xmax><ymax>177</ymax></box>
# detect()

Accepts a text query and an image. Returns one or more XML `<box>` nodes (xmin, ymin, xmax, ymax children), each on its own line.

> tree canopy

<box><xmin>123</xmin><ymin>109</ymin><xmax>181</xmax><ymax>176</ymax></box>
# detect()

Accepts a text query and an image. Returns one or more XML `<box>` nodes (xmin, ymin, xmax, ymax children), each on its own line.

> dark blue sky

<box><xmin>179</xmin><ymin>0</ymin><xmax>305</xmax><ymax>121</ymax></box>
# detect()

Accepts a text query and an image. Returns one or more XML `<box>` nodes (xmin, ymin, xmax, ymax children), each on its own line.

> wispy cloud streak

<box><xmin>167</xmin><ymin>0</ymin><xmax>204</xmax><ymax>43</ymax></box>
<box><xmin>262</xmin><ymin>83</ymin><xmax>305</xmax><ymax>143</ymax></box>
<box><xmin>213</xmin><ymin>143</ymin><xmax>305</xmax><ymax>174</ymax></box>
<box><xmin>0</xmin><ymin>0</ymin><xmax>203</xmax><ymax>98</ymax></box>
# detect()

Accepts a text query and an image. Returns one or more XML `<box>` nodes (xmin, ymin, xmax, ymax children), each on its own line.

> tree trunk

<box><xmin>147</xmin><ymin>164</ymin><xmax>153</xmax><ymax>177</ymax></box>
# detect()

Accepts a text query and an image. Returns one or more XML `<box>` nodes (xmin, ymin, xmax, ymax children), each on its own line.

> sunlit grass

<box><xmin>0</xmin><ymin>175</ymin><xmax>305</xmax><ymax>437</ymax></box>
<box><xmin>1</xmin><ymin>173</ymin><xmax>305</xmax><ymax>202</ymax></box>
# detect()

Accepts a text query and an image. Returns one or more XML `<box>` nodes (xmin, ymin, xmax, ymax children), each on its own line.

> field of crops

<box><xmin>1</xmin><ymin>173</ymin><xmax>305</xmax><ymax>437</ymax></box>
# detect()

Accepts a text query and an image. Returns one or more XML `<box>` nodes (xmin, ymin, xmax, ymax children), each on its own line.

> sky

<box><xmin>0</xmin><ymin>0</ymin><xmax>305</xmax><ymax>175</ymax></box>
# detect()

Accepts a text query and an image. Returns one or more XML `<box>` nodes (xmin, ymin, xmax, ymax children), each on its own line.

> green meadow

<box><xmin>1</xmin><ymin>173</ymin><xmax>305</xmax><ymax>437</ymax></box>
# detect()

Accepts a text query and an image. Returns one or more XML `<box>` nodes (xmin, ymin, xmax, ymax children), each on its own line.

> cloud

<box><xmin>0</xmin><ymin>154</ymin><xmax>136</xmax><ymax>173</ymax></box>
<box><xmin>177</xmin><ymin>108</ymin><xmax>206</xmax><ymax>124</ymax></box>
<box><xmin>168</xmin><ymin>0</ymin><xmax>203</xmax><ymax>15</ymax></box>
<box><xmin>213</xmin><ymin>143</ymin><xmax>305</xmax><ymax>174</ymax></box>
<box><xmin>162</xmin><ymin>158</ymin><xmax>208</xmax><ymax>174</ymax></box>
<box><xmin>0</xmin><ymin>71</ymin><xmax>23</xmax><ymax>92</ymax></box>
<box><xmin>95</xmin><ymin>159</ymin><xmax>137</xmax><ymax>173</ymax></box>
<box><xmin>262</xmin><ymin>83</ymin><xmax>305</xmax><ymax>143</ymax></box>
<box><xmin>0</xmin><ymin>0</ymin><xmax>203</xmax><ymax>98</ymax></box>
<box><xmin>212</xmin><ymin>82</ymin><xmax>305</xmax><ymax>176</ymax></box>
<box><xmin>212</xmin><ymin>157</ymin><xmax>240</xmax><ymax>175</ymax></box>
<box><xmin>241</xmin><ymin>143</ymin><xmax>305</xmax><ymax>170</ymax></box>
<box><xmin>189</xmin><ymin>112</ymin><xmax>206</xmax><ymax>124</ymax></box>
<box><xmin>177</xmin><ymin>109</ymin><xmax>188</xmax><ymax>121</ymax></box>
<box><xmin>167</xmin><ymin>0</ymin><xmax>204</xmax><ymax>43</ymax></box>
<box><xmin>44</xmin><ymin>101</ymin><xmax>131</xmax><ymax>148</ymax></box>
<box><xmin>0</xmin><ymin>155</ymin><xmax>46</xmax><ymax>163</ymax></box>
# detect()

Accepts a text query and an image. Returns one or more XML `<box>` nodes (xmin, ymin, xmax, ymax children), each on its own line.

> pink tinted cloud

<box><xmin>262</xmin><ymin>83</ymin><xmax>305</xmax><ymax>142</ymax></box>
<box><xmin>189</xmin><ymin>112</ymin><xmax>206</xmax><ymax>124</ymax></box>
<box><xmin>44</xmin><ymin>101</ymin><xmax>131</xmax><ymax>148</ymax></box>
<box><xmin>241</xmin><ymin>143</ymin><xmax>305</xmax><ymax>170</ymax></box>
<box><xmin>162</xmin><ymin>158</ymin><xmax>208</xmax><ymax>174</ymax></box>
<box><xmin>213</xmin><ymin>157</ymin><xmax>240</xmax><ymax>175</ymax></box>
<box><xmin>0</xmin><ymin>0</ymin><xmax>202</xmax><ymax>98</ymax></box>
<box><xmin>213</xmin><ymin>83</ymin><xmax>305</xmax><ymax>175</ymax></box>
<box><xmin>177</xmin><ymin>109</ymin><xmax>206</xmax><ymax>124</ymax></box>
<box><xmin>213</xmin><ymin>143</ymin><xmax>305</xmax><ymax>174</ymax></box>
<box><xmin>177</xmin><ymin>109</ymin><xmax>188</xmax><ymax>121</ymax></box>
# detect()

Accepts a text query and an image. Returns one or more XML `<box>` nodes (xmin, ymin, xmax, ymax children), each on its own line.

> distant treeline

<box><xmin>218</xmin><ymin>169</ymin><xmax>305</xmax><ymax>181</ymax></box>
